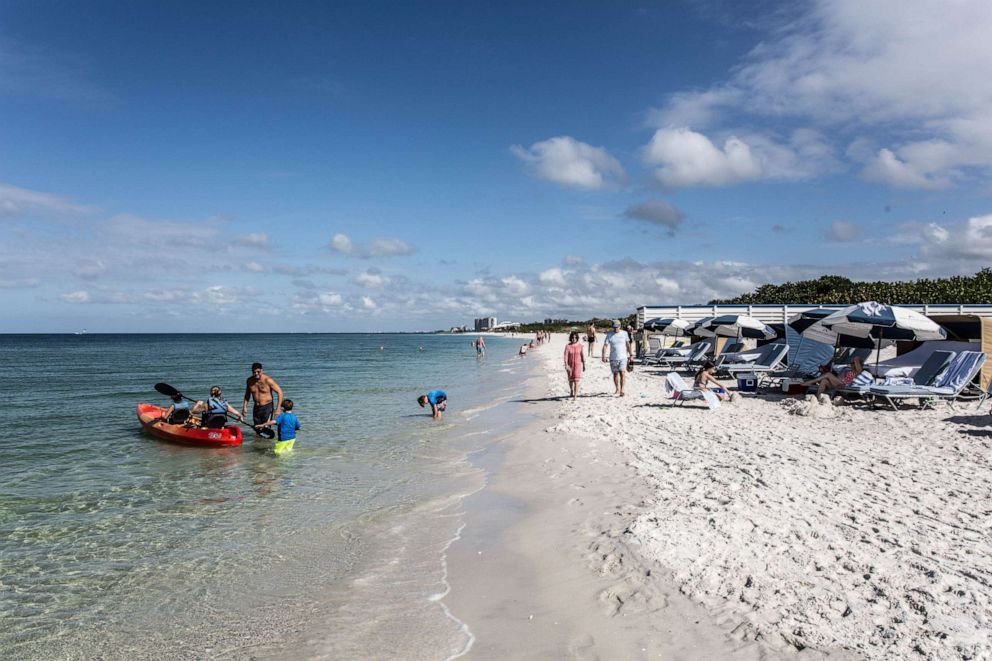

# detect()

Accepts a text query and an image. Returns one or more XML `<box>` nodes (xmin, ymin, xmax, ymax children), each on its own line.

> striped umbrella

<box><xmin>687</xmin><ymin>316</ymin><xmax>717</xmax><ymax>337</ymax></box>
<box><xmin>643</xmin><ymin>317</ymin><xmax>693</xmax><ymax>335</ymax></box>
<box><xmin>814</xmin><ymin>302</ymin><xmax>947</xmax><ymax>369</ymax></box>
<box><xmin>695</xmin><ymin>314</ymin><xmax>777</xmax><ymax>340</ymax></box>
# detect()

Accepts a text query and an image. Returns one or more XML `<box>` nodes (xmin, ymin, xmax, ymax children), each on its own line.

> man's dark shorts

<box><xmin>253</xmin><ymin>402</ymin><xmax>274</xmax><ymax>426</ymax></box>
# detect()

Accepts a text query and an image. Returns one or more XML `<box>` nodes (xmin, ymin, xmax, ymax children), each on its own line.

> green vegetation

<box><xmin>709</xmin><ymin>269</ymin><xmax>992</xmax><ymax>305</ymax></box>
<box><xmin>513</xmin><ymin>315</ymin><xmax>638</xmax><ymax>334</ymax></box>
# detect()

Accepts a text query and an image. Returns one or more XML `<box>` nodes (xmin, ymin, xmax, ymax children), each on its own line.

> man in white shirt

<box><xmin>601</xmin><ymin>319</ymin><xmax>633</xmax><ymax>396</ymax></box>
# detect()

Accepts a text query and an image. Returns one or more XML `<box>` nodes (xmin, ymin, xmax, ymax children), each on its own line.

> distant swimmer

<box><xmin>417</xmin><ymin>390</ymin><xmax>447</xmax><ymax>420</ymax></box>
<box><xmin>474</xmin><ymin>336</ymin><xmax>486</xmax><ymax>356</ymax></box>
<box><xmin>418</xmin><ymin>346</ymin><xmax>425</xmax><ymax>352</ymax></box>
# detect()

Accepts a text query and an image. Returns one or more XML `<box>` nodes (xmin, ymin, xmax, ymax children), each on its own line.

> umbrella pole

<box><xmin>875</xmin><ymin>327</ymin><xmax>883</xmax><ymax>373</ymax></box>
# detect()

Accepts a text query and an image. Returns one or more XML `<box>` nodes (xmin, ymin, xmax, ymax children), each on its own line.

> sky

<box><xmin>2</xmin><ymin>0</ymin><xmax>991</xmax><ymax>332</ymax></box>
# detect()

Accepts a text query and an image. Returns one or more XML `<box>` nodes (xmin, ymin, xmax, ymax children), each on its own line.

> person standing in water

<box><xmin>475</xmin><ymin>336</ymin><xmax>486</xmax><ymax>356</ymax></box>
<box><xmin>259</xmin><ymin>399</ymin><xmax>301</xmax><ymax>455</ymax></box>
<box><xmin>417</xmin><ymin>390</ymin><xmax>447</xmax><ymax>420</ymax></box>
<box><xmin>242</xmin><ymin>362</ymin><xmax>283</xmax><ymax>428</ymax></box>
<box><xmin>563</xmin><ymin>331</ymin><xmax>586</xmax><ymax>399</ymax></box>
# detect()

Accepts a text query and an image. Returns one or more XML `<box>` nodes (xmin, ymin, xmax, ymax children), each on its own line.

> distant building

<box><xmin>474</xmin><ymin>316</ymin><xmax>497</xmax><ymax>331</ymax></box>
<box><xmin>493</xmin><ymin>321</ymin><xmax>521</xmax><ymax>330</ymax></box>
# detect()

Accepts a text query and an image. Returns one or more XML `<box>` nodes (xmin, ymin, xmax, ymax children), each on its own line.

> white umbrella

<box><xmin>816</xmin><ymin>301</ymin><xmax>947</xmax><ymax>370</ymax></box>
<box><xmin>643</xmin><ymin>317</ymin><xmax>692</xmax><ymax>335</ymax></box>
<box><xmin>695</xmin><ymin>314</ymin><xmax>777</xmax><ymax>341</ymax></box>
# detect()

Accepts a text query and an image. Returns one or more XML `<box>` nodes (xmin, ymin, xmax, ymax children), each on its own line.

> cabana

<box><xmin>922</xmin><ymin>315</ymin><xmax>992</xmax><ymax>389</ymax></box>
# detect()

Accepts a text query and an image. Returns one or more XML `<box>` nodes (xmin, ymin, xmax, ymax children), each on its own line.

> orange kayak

<box><xmin>136</xmin><ymin>403</ymin><xmax>243</xmax><ymax>447</ymax></box>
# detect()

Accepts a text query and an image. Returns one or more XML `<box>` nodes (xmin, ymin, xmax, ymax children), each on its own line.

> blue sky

<box><xmin>2</xmin><ymin>0</ymin><xmax>991</xmax><ymax>332</ymax></box>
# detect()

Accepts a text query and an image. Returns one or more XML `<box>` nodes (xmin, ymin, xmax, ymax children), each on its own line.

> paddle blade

<box><xmin>254</xmin><ymin>425</ymin><xmax>276</xmax><ymax>439</ymax></box>
<box><xmin>154</xmin><ymin>382</ymin><xmax>181</xmax><ymax>398</ymax></box>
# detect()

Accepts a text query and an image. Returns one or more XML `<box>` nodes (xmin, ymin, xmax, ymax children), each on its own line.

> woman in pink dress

<box><xmin>563</xmin><ymin>331</ymin><xmax>586</xmax><ymax>399</ymax></box>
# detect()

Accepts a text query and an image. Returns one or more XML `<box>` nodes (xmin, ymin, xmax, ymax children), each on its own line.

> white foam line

<box><xmin>430</xmin><ymin>521</ymin><xmax>476</xmax><ymax>660</ymax></box>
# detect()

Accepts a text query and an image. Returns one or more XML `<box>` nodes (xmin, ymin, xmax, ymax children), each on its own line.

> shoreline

<box><xmin>445</xmin><ymin>332</ymin><xmax>992</xmax><ymax>660</ymax></box>
<box><xmin>444</xmin><ymin>335</ymin><xmax>795</xmax><ymax>659</ymax></box>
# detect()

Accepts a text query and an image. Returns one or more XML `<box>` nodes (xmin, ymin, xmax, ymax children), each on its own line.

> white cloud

<box><xmin>368</xmin><ymin>238</ymin><xmax>414</xmax><ymax>257</ymax></box>
<box><xmin>643</xmin><ymin>128</ymin><xmax>762</xmax><ymax>188</ymax></box>
<box><xmin>356</xmin><ymin>271</ymin><xmax>387</xmax><ymax>288</ymax></box>
<box><xmin>825</xmin><ymin>221</ymin><xmax>863</xmax><ymax>242</ymax></box>
<box><xmin>59</xmin><ymin>290</ymin><xmax>89</xmax><ymax>303</ymax></box>
<box><xmin>0</xmin><ymin>183</ymin><xmax>93</xmax><ymax>216</ymax></box>
<box><xmin>862</xmin><ymin>148</ymin><xmax>950</xmax><ymax>189</ymax></box>
<box><xmin>236</xmin><ymin>233</ymin><xmax>270</xmax><ymax>248</ymax></box>
<box><xmin>245</xmin><ymin>261</ymin><xmax>265</xmax><ymax>273</ymax></box>
<box><xmin>539</xmin><ymin>267</ymin><xmax>567</xmax><ymax>286</ymax></box>
<box><xmin>918</xmin><ymin>214</ymin><xmax>992</xmax><ymax>261</ymax></box>
<box><xmin>361</xmin><ymin>296</ymin><xmax>377</xmax><ymax>309</ymax></box>
<box><xmin>329</xmin><ymin>233</ymin><xmax>415</xmax><ymax>258</ymax></box>
<box><xmin>649</xmin><ymin>0</ymin><xmax>992</xmax><ymax>189</ymax></box>
<box><xmin>330</xmin><ymin>233</ymin><xmax>354</xmax><ymax>254</ymax></box>
<box><xmin>511</xmin><ymin>136</ymin><xmax>626</xmax><ymax>190</ymax></box>
<box><xmin>318</xmin><ymin>292</ymin><xmax>343</xmax><ymax>307</ymax></box>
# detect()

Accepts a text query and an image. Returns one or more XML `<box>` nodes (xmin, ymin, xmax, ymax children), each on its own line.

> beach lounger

<box><xmin>721</xmin><ymin>343</ymin><xmax>789</xmax><ymax>385</ymax></box>
<box><xmin>662</xmin><ymin>372</ymin><xmax>720</xmax><ymax>410</ymax></box>
<box><xmin>651</xmin><ymin>341</ymin><xmax>712</xmax><ymax>370</ymax></box>
<box><xmin>838</xmin><ymin>350</ymin><xmax>955</xmax><ymax>398</ymax></box>
<box><xmin>868</xmin><ymin>351</ymin><xmax>987</xmax><ymax>410</ymax></box>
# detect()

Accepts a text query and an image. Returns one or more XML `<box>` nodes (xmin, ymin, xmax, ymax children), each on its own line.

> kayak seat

<box><xmin>167</xmin><ymin>409</ymin><xmax>190</xmax><ymax>425</ymax></box>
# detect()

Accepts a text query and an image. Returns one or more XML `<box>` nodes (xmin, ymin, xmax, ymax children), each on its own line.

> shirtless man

<box><xmin>242</xmin><ymin>362</ymin><xmax>283</xmax><ymax>426</ymax></box>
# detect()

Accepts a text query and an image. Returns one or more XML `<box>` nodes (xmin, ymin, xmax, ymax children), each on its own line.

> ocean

<box><xmin>0</xmin><ymin>332</ymin><xmax>533</xmax><ymax>659</ymax></box>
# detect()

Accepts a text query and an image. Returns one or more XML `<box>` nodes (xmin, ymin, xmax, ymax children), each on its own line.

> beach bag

<box><xmin>627</xmin><ymin>357</ymin><xmax>634</xmax><ymax>372</ymax></box>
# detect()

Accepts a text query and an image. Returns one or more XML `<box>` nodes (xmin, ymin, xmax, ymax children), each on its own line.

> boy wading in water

<box><xmin>260</xmin><ymin>399</ymin><xmax>300</xmax><ymax>455</ymax></box>
<box><xmin>418</xmin><ymin>390</ymin><xmax>447</xmax><ymax>420</ymax></box>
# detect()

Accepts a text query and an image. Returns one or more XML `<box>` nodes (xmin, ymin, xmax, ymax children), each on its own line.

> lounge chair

<box><xmin>868</xmin><ymin>351</ymin><xmax>987</xmax><ymax>410</ymax></box>
<box><xmin>869</xmin><ymin>340</ymin><xmax>976</xmax><ymax>378</ymax></box>
<box><xmin>839</xmin><ymin>350</ymin><xmax>954</xmax><ymax>398</ymax></box>
<box><xmin>721</xmin><ymin>343</ymin><xmax>790</xmax><ymax>385</ymax></box>
<box><xmin>650</xmin><ymin>341</ymin><xmax>712</xmax><ymax>370</ymax></box>
<box><xmin>662</xmin><ymin>372</ymin><xmax>720</xmax><ymax>410</ymax></box>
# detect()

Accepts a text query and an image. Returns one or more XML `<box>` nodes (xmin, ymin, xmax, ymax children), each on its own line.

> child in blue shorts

<box><xmin>417</xmin><ymin>390</ymin><xmax>447</xmax><ymax>420</ymax></box>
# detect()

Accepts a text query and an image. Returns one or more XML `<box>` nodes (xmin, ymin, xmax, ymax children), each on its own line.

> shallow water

<box><xmin>0</xmin><ymin>333</ymin><xmax>531</xmax><ymax>659</ymax></box>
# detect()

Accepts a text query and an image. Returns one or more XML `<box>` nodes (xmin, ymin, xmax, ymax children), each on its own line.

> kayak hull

<box><xmin>136</xmin><ymin>403</ymin><xmax>243</xmax><ymax>447</ymax></box>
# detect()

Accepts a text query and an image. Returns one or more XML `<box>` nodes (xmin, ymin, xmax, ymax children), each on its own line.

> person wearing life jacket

<box><xmin>192</xmin><ymin>386</ymin><xmax>244</xmax><ymax>429</ymax></box>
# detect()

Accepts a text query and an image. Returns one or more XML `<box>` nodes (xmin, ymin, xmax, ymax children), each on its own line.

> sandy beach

<box><xmin>447</xmin><ymin>333</ymin><xmax>992</xmax><ymax>660</ymax></box>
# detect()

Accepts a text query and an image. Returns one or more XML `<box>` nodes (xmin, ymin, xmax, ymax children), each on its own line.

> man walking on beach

<box><xmin>242</xmin><ymin>362</ymin><xmax>283</xmax><ymax>427</ymax></box>
<box><xmin>601</xmin><ymin>320</ymin><xmax>632</xmax><ymax>396</ymax></box>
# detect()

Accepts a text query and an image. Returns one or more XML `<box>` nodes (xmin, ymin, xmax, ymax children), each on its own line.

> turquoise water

<box><xmin>0</xmin><ymin>333</ymin><xmax>531</xmax><ymax>659</ymax></box>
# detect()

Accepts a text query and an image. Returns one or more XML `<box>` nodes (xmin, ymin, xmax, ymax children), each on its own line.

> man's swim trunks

<box><xmin>253</xmin><ymin>402</ymin><xmax>274</xmax><ymax>426</ymax></box>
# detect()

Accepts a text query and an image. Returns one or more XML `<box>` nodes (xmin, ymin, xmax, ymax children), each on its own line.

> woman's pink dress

<box><xmin>564</xmin><ymin>343</ymin><xmax>584</xmax><ymax>381</ymax></box>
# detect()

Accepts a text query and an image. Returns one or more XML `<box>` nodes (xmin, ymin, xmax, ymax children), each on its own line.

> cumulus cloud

<box><xmin>330</xmin><ymin>233</ymin><xmax>354</xmax><ymax>254</ymax></box>
<box><xmin>918</xmin><ymin>214</ymin><xmax>992</xmax><ymax>262</ymax></box>
<box><xmin>825</xmin><ymin>221</ymin><xmax>863</xmax><ymax>242</ymax></box>
<box><xmin>643</xmin><ymin>128</ymin><xmax>762</xmax><ymax>188</ymax></box>
<box><xmin>361</xmin><ymin>296</ymin><xmax>377</xmax><ymax>309</ymax></box>
<box><xmin>329</xmin><ymin>233</ymin><xmax>415</xmax><ymax>258</ymax></box>
<box><xmin>0</xmin><ymin>182</ymin><xmax>93</xmax><ymax>216</ymax></box>
<box><xmin>356</xmin><ymin>270</ymin><xmax>388</xmax><ymax>288</ymax></box>
<box><xmin>622</xmin><ymin>200</ymin><xmax>685</xmax><ymax>234</ymax></box>
<box><xmin>511</xmin><ymin>136</ymin><xmax>626</xmax><ymax>190</ymax></box>
<box><xmin>648</xmin><ymin>0</ymin><xmax>992</xmax><ymax>189</ymax></box>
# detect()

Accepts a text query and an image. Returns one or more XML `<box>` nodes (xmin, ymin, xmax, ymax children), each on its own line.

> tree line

<box><xmin>709</xmin><ymin>268</ymin><xmax>992</xmax><ymax>305</ymax></box>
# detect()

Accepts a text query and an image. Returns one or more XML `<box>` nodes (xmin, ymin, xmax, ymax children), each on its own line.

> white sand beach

<box><xmin>448</xmin><ymin>333</ymin><xmax>992</xmax><ymax>660</ymax></box>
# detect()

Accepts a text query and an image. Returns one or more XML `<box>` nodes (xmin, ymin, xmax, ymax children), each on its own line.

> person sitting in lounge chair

<box><xmin>802</xmin><ymin>357</ymin><xmax>865</xmax><ymax>396</ymax></box>
<box><xmin>694</xmin><ymin>361</ymin><xmax>728</xmax><ymax>401</ymax></box>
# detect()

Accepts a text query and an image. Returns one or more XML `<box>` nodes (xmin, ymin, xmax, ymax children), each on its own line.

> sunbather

<box><xmin>694</xmin><ymin>361</ymin><xmax>728</xmax><ymax>401</ymax></box>
<box><xmin>802</xmin><ymin>357</ymin><xmax>865</xmax><ymax>396</ymax></box>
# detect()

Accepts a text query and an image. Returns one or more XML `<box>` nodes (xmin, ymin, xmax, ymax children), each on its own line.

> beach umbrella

<box><xmin>687</xmin><ymin>316</ymin><xmax>717</xmax><ymax>337</ymax></box>
<box><xmin>643</xmin><ymin>317</ymin><xmax>692</xmax><ymax>335</ymax></box>
<box><xmin>787</xmin><ymin>309</ymin><xmax>835</xmax><ymax>335</ymax></box>
<box><xmin>695</xmin><ymin>314</ymin><xmax>777</xmax><ymax>340</ymax></box>
<box><xmin>817</xmin><ymin>301</ymin><xmax>947</xmax><ymax>370</ymax></box>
